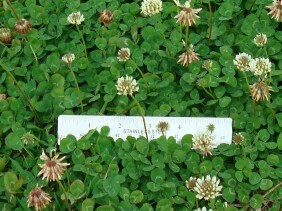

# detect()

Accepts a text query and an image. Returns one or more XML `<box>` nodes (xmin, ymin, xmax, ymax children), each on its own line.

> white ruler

<box><xmin>58</xmin><ymin>115</ymin><xmax>232</xmax><ymax>145</ymax></box>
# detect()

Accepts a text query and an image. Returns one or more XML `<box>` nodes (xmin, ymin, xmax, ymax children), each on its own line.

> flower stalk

<box><xmin>75</xmin><ymin>25</ymin><xmax>88</xmax><ymax>65</ymax></box>
<box><xmin>56</xmin><ymin>179</ymin><xmax>71</xmax><ymax>211</ymax></box>
<box><xmin>131</xmin><ymin>95</ymin><xmax>149</xmax><ymax>141</ymax></box>
<box><xmin>0</xmin><ymin>60</ymin><xmax>38</xmax><ymax>118</ymax></box>
<box><xmin>69</xmin><ymin>64</ymin><xmax>84</xmax><ymax>112</ymax></box>
<box><xmin>6</xmin><ymin>0</ymin><xmax>20</xmax><ymax>20</ymax></box>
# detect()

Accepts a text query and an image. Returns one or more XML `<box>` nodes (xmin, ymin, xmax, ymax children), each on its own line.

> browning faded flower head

<box><xmin>99</xmin><ymin>9</ymin><xmax>113</xmax><ymax>24</ymax></box>
<box><xmin>194</xmin><ymin>207</ymin><xmax>212</xmax><ymax>211</ymax></box>
<box><xmin>192</xmin><ymin>132</ymin><xmax>215</xmax><ymax>157</ymax></box>
<box><xmin>117</xmin><ymin>48</ymin><xmax>131</xmax><ymax>61</ymax></box>
<box><xmin>194</xmin><ymin>175</ymin><xmax>223</xmax><ymax>200</ymax></box>
<box><xmin>116</xmin><ymin>75</ymin><xmax>139</xmax><ymax>96</ymax></box>
<box><xmin>0</xmin><ymin>28</ymin><xmax>13</xmax><ymax>43</ymax></box>
<box><xmin>156</xmin><ymin>121</ymin><xmax>170</xmax><ymax>133</ymax></box>
<box><xmin>67</xmin><ymin>11</ymin><xmax>85</xmax><ymax>25</ymax></box>
<box><xmin>185</xmin><ymin>176</ymin><xmax>197</xmax><ymax>191</ymax></box>
<box><xmin>37</xmin><ymin>149</ymin><xmax>70</xmax><ymax>182</ymax></box>
<box><xmin>27</xmin><ymin>185</ymin><xmax>51</xmax><ymax>211</ymax></box>
<box><xmin>266</xmin><ymin>0</ymin><xmax>282</xmax><ymax>22</ymax></box>
<box><xmin>253</xmin><ymin>33</ymin><xmax>267</xmax><ymax>47</ymax></box>
<box><xmin>202</xmin><ymin>60</ymin><xmax>213</xmax><ymax>71</ymax></box>
<box><xmin>62</xmin><ymin>53</ymin><xmax>75</xmax><ymax>64</ymax></box>
<box><xmin>250</xmin><ymin>80</ymin><xmax>273</xmax><ymax>102</ymax></box>
<box><xmin>178</xmin><ymin>44</ymin><xmax>199</xmax><ymax>66</ymax></box>
<box><xmin>232</xmin><ymin>132</ymin><xmax>245</xmax><ymax>145</ymax></box>
<box><xmin>249</xmin><ymin>58</ymin><xmax>272</xmax><ymax>77</ymax></box>
<box><xmin>173</xmin><ymin>0</ymin><xmax>202</xmax><ymax>26</ymax></box>
<box><xmin>140</xmin><ymin>0</ymin><xmax>163</xmax><ymax>17</ymax></box>
<box><xmin>0</xmin><ymin>94</ymin><xmax>7</xmax><ymax>100</ymax></box>
<box><xmin>233</xmin><ymin>52</ymin><xmax>252</xmax><ymax>72</ymax></box>
<box><xmin>21</xmin><ymin>131</ymin><xmax>35</xmax><ymax>145</ymax></box>
<box><xmin>14</xmin><ymin>19</ymin><xmax>31</xmax><ymax>34</ymax></box>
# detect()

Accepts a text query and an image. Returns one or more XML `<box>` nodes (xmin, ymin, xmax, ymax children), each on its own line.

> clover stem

<box><xmin>242</xmin><ymin>71</ymin><xmax>256</xmax><ymax>117</ymax></box>
<box><xmin>24</xmin><ymin>37</ymin><xmax>38</xmax><ymax>63</ymax></box>
<box><xmin>203</xmin><ymin>87</ymin><xmax>214</xmax><ymax>98</ymax></box>
<box><xmin>6</xmin><ymin>0</ymin><xmax>20</xmax><ymax>20</ymax></box>
<box><xmin>157</xmin><ymin>19</ymin><xmax>172</xmax><ymax>56</ymax></box>
<box><xmin>208</xmin><ymin>0</ymin><xmax>213</xmax><ymax>45</ymax></box>
<box><xmin>263</xmin><ymin>182</ymin><xmax>282</xmax><ymax>198</ymax></box>
<box><xmin>56</xmin><ymin>179</ymin><xmax>71</xmax><ymax>211</ymax></box>
<box><xmin>0</xmin><ymin>42</ymin><xmax>8</xmax><ymax>56</ymax></box>
<box><xmin>241</xmin><ymin>142</ymin><xmax>247</xmax><ymax>164</ymax></box>
<box><xmin>263</xmin><ymin>46</ymin><xmax>268</xmax><ymax>58</ymax></box>
<box><xmin>266</xmin><ymin>85</ymin><xmax>275</xmax><ymax>122</ymax></box>
<box><xmin>208</xmin><ymin>73</ymin><xmax>213</xmax><ymax>97</ymax></box>
<box><xmin>68</xmin><ymin>64</ymin><xmax>83</xmax><ymax>112</ymax></box>
<box><xmin>131</xmin><ymin>59</ymin><xmax>149</xmax><ymax>91</ymax></box>
<box><xmin>0</xmin><ymin>61</ymin><xmax>38</xmax><ymax>118</ymax></box>
<box><xmin>75</xmin><ymin>25</ymin><xmax>88</xmax><ymax>65</ymax></box>
<box><xmin>131</xmin><ymin>95</ymin><xmax>148</xmax><ymax>141</ymax></box>
<box><xmin>185</xmin><ymin>25</ymin><xmax>189</xmax><ymax>49</ymax></box>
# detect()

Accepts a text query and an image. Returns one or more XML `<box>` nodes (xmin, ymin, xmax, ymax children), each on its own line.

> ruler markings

<box><xmin>58</xmin><ymin>115</ymin><xmax>232</xmax><ymax>145</ymax></box>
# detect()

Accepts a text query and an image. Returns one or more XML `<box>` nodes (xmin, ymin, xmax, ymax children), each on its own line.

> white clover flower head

<box><xmin>21</xmin><ymin>131</ymin><xmax>35</xmax><ymax>145</ymax></box>
<box><xmin>173</xmin><ymin>0</ymin><xmax>202</xmax><ymax>26</ymax></box>
<box><xmin>233</xmin><ymin>52</ymin><xmax>252</xmax><ymax>72</ymax></box>
<box><xmin>61</xmin><ymin>53</ymin><xmax>75</xmax><ymax>64</ymax></box>
<box><xmin>202</xmin><ymin>60</ymin><xmax>213</xmax><ymax>71</ymax></box>
<box><xmin>116</xmin><ymin>75</ymin><xmax>139</xmax><ymax>96</ymax></box>
<box><xmin>250</xmin><ymin>79</ymin><xmax>273</xmax><ymax>102</ymax></box>
<box><xmin>178</xmin><ymin>44</ymin><xmax>200</xmax><ymax>66</ymax></box>
<box><xmin>117</xmin><ymin>48</ymin><xmax>131</xmax><ymax>61</ymax></box>
<box><xmin>173</xmin><ymin>0</ymin><xmax>190</xmax><ymax>8</ymax></box>
<box><xmin>192</xmin><ymin>132</ymin><xmax>215</xmax><ymax>157</ymax></box>
<box><xmin>249</xmin><ymin>58</ymin><xmax>272</xmax><ymax>77</ymax></box>
<box><xmin>253</xmin><ymin>33</ymin><xmax>267</xmax><ymax>47</ymax></box>
<box><xmin>140</xmin><ymin>0</ymin><xmax>163</xmax><ymax>17</ymax></box>
<box><xmin>223</xmin><ymin>202</ymin><xmax>228</xmax><ymax>208</ymax></box>
<box><xmin>232</xmin><ymin>132</ymin><xmax>245</xmax><ymax>145</ymax></box>
<box><xmin>194</xmin><ymin>175</ymin><xmax>223</xmax><ymax>200</ymax></box>
<box><xmin>266</xmin><ymin>0</ymin><xmax>282</xmax><ymax>22</ymax></box>
<box><xmin>67</xmin><ymin>11</ymin><xmax>85</xmax><ymax>25</ymax></box>
<box><xmin>194</xmin><ymin>207</ymin><xmax>212</xmax><ymax>211</ymax></box>
<box><xmin>185</xmin><ymin>176</ymin><xmax>197</xmax><ymax>191</ymax></box>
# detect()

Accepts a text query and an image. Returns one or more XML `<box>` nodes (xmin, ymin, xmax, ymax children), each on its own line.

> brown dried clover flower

<box><xmin>156</xmin><ymin>121</ymin><xmax>170</xmax><ymax>133</ymax></box>
<box><xmin>185</xmin><ymin>176</ymin><xmax>197</xmax><ymax>191</ymax></box>
<box><xmin>0</xmin><ymin>28</ymin><xmax>13</xmax><ymax>43</ymax></box>
<box><xmin>27</xmin><ymin>185</ymin><xmax>51</xmax><ymax>211</ymax></box>
<box><xmin>249</xmin><ymin>79</ymin><xmax>273</xmax><ymax>102</ymax></box>
<box><xmin>14</xmin><ymin>18</ymin><xmax>32</xmax><ymax>34</ymax></box>
<box><xmin>0</xmin><ymin>94</ymin><xmax>7</xmax><ymax>100</ymax></box>
<box><xmin>266</xmin><ymin>0</ymin><xmax>282</xmax><ymax>22</ymax></box>
<box><xmin>178</xmin><ymin>43</ymin><xmax>199</xmax><ymax>66</ymax></box>
<box><xmin>37</xmin><ymin>149</ymin><xmax>70</xmax><ymax>182</ymax></box>
<box><xmin>232</xmin><ymin>132</ymin><xmax>244</xmax><ymax>145</ymax></box>
<box><xmin>99</xmin><ymin>9</ymin><xmax>113</xmax><ymax>24</ymax></box>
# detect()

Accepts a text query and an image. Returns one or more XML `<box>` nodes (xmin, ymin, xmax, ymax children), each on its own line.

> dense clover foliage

<box><xmin>0</xmin><ymin>0</ymin><xmax>282</xmax><ymax>210</ymax></box>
